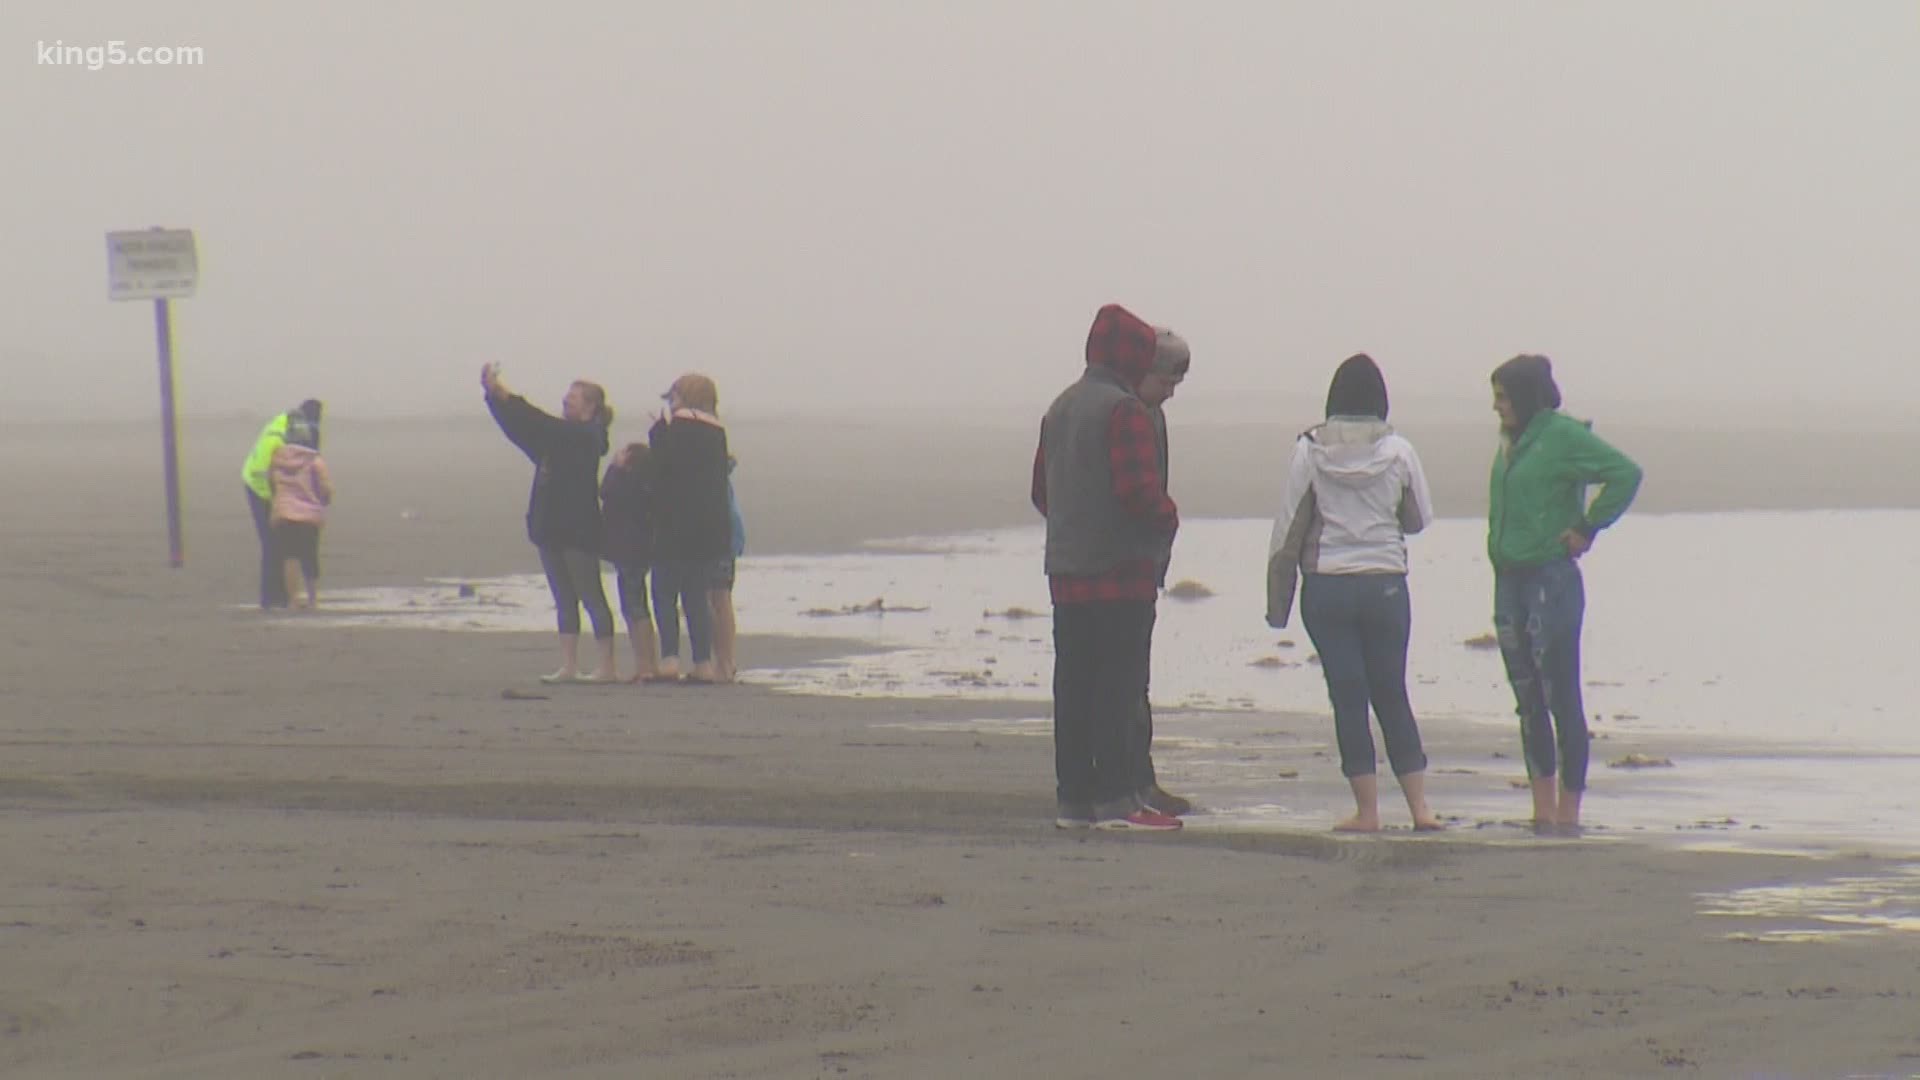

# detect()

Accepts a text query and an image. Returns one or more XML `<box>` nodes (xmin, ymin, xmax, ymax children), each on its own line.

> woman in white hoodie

<box><xmin>1267</xmin><ymin>355</ymin><xmax>1441</xmax><ymax>832</ymax></box>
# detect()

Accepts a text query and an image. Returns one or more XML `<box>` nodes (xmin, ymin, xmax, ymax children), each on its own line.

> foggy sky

<box><xmin>5</xmin><ymin>1</ymin><xmax>1916</xmax><ymax>426</ymax></box>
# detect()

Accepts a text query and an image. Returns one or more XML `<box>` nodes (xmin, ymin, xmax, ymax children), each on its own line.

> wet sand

<box><xmin>3</xmin><ymin>420</ymin><xmax>1920</xmax><ymax>1077</ymax></box>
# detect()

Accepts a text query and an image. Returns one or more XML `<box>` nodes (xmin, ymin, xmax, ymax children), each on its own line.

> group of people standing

<box><xmin>481</xmin><ymin>363</ymin><xmax>745</xmax><ymax>685</ymax></box>
<box><xmin>240</xmin><ymin>309</ymin><xmax>1636</xmax><ymax>837</ymax></box>
<box><xmin>242</xmin><ymin>398</ymin><xmax>334</xmax><ymax>611</ymax></box>
<box><xmin>1036</xmin><ymin>303</ymin><xmax>1643</xmax><ymax>835</ymax></box>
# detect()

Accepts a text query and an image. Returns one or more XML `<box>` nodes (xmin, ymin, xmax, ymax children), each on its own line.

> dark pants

<box><xmin>652</xmin><ymin>558</ymin><xmax>717</xmax><ymax>664</ymax></box>
<box><xmin>1494</xmin><ymin>559</ymin><xmax>1590</xmax><ymax>791</ymax></box>
<box><xmin>1300</xmin><ymin>572</ymin><xmax>1428</xmax><ymax>779</ymax></box>
<box><xmin>537</xmin><ymin>546</ymin><xmax>613</xmax><ymax>639</ymax></box>
<box><xmin>1052</xmin><ymin>600</ymin><xmax>1155</xmax><ymax>819</ymax></box>
<box><xmin>272</xmin><ymin>521</ymin><xmax>321</xmax><ymax>583</ymax></box>
<box><xmin>1135</xmin><ymin>607</ymin><xmax>1162</xmax><ymax>800</ymax></box>
<box><xmin>245</xmin><ymin>487</ymin><xmax>288</xmax><ymax>609</ymax></box>
<box><xmin>613</xmin><ymin>564</ymin><xmax>651</xmax><ymax>624</ymax></box>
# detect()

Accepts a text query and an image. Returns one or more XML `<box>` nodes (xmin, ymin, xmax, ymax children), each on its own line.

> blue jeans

<box><xmin>1493</xmin><ymin>559</ymin><xmax>1589</xmax><ymax>791</ymax></box>
<box><xmin>1299</xmin><ymin>573</ymin><xmax>1427</xmax><ymax>778</ymax></box>
<box><xmin>651</xmin><ymin>558</ymin><xmax>717</xmax><ymax>665</ymax></box>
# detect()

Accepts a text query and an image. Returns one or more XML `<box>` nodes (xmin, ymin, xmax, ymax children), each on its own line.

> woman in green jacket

<box><xmin>1488</xmin><ymin>356</ymin><xmax>1642</xmax><ymax>833</ymax></box>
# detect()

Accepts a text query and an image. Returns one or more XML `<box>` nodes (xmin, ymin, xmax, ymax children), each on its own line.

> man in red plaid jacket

<box><xmin>1031</xmin><ymin>303</ymin><xmax>1191</xmax><ymax>831</ymax></box>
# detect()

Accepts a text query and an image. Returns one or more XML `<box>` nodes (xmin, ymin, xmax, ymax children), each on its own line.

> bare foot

<box><xmin>1412</xmin><ymin>814</ymin><xmax>1447</xmax><ymax>832</ymax></box>
<box><xmin>538</xmin><ymin>668</ymin><xmax>578</xmax><ymax>685</ymax></box>
<box><xmin>1333</xmin><ymin>815</ymin><xmax>1381</xmax><ymax>833</ymax></box>
<box><xmin>1556</xmin><ymin>787</ymin><xmax>1583</xmax><ymax>831</ymax></box>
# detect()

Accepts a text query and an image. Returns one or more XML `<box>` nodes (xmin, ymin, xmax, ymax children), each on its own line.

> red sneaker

<box><xmin>1095</xmin><ymin>808</ymin><xmax>1183</xmax><ymax>832</ymax></box>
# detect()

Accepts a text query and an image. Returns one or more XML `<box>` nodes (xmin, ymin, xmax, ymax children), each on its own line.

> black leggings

<box><xmin>538</xmin><ymin>546</ymin><xmax>613</xmax><ymax>639</ymax></box>
<box><xmin>272</xmin><ymin>521</ymin><xmax>320</xmax><ymax>582</ymax></box>
<box><xmin>614</xmin><ymin>564</ymin><xmax>651</xmax><ymax>624</ymax></box>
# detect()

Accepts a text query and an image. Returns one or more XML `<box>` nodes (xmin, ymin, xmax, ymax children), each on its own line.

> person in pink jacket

<box><xmin>268</xmin><ymin>416</ymin><xmax>334</xmax><ymax>610</ymax></box>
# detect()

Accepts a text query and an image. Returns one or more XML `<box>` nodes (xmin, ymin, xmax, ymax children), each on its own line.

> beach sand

<box><xmin>4</xmin><ymin>418</ymin><xmax>1919</xmax><ymax>1078</ymax></box>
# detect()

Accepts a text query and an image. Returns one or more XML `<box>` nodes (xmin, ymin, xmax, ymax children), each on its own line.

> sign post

<box><xmin>107</xmin><ymin>227</ymin><xmax>198</xmax><ymax>568</ymax></box>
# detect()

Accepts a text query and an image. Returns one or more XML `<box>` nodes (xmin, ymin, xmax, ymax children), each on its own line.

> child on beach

<box><xmin>600</xmin><ymin>442</ymin><xmax>661</xmax><ymax>683</ymax></box>
<box><xmin>267</xmin><ymin>415</ymin><xmax>334</xmax><ymax>611</ymax></box>
<box><xmin>708</xmin><ymin>458</ymin><xmax>746</xmax><ymax>683</ymax></box>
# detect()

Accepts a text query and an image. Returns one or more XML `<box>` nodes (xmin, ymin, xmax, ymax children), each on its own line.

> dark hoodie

<box><xmin>486</xmin><ymin>394</ymin><xmax>610</xmax><ymax>551</ymax></box>
<box><xmin>598</xmin><ymin>450</ymin><xmax>654</xmax><ymax>568</ymax></box>
<box><xmin>647</xmin><ymin>409</ymin><xmax>731</xmax><ymax>563</ymax></box>
<box><xmin>1084</xmin><ymin>303</ymin><xmax>1159</xmax><ymax>390</ymax></box>
<box><xmin>1035</xmin><ymin>304</ymin><xmax>1182</xmax><ymax>579</ymax></box>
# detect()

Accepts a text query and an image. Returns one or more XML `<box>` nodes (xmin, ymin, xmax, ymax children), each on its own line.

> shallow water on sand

<box><xmin>298</xmin><ymin>511</ymin><xmax>1920</xmax><ymax>857</ymax></box>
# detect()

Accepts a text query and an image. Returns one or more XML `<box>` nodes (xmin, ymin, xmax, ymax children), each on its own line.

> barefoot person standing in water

<box><xmin>1487</xmin><ymin>355</ymin><xmax>1642</xmax><ymax>833</ymax></box>
<box><xmin>600</xmin><ymin>442</ymin><xmax>661</xmax><ymax>683</ymax></box>
<box><xmin>1268</xmin><ymin>354</ymin><xmax>1442</xmax><ymax>832</ymax></box>
<box><xmin>481</xmin><ymin>363</ymin><xmax>618</xmax><ymax>684</ymax></box>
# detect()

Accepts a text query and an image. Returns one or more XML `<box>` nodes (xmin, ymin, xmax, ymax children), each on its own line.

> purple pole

<box><xmin>154</xmin><ymin>297</ymin><xmax>184</xmax><ymax>567</ymax></box>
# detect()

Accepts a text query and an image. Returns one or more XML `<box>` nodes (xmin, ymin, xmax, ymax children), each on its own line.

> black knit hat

<box><xmin>1491</xmin><ymin>355</ymin><xmax>1561</xmax><ymax>430</ymax></box>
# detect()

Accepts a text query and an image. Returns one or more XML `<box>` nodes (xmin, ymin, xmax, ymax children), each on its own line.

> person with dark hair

<box><xmin>241</xmin><ymin>399</ymin><xmax>324</xmax><ymax>609</ymax></box>
<box><xmin>1268</xmin><ymin>354</ymin><xmax>1442</xmax><ymax>832</ymax></box>
<box><xmin>648</xmin><ymin>373</ymin><xmax>731</xmax><ymax>684</ymax></box>
<box><xmin>481</xmin><ymin>363</ymin><xmax>617</xmax><ymax>683</ymax></box>
<box><xmin>600</xmin><ymin>441</ymin><xmax>660</xmax><ymax>683</ymax></box>
<box><xmin>1488</xmin><ymin>354</ymin><xmax>1643</xmax><ymax>833</ymax></box>
<box><xmin>1031</xmin><ymin>303</ymin><xmax>1191</xmax><ymax>832</ymax></box>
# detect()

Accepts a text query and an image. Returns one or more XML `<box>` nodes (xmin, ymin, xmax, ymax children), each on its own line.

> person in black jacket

<box><xmin>482</xmin><ymin>362</ymin><xmax>617</xmax><ymax>683</ymax></box>
<box><xmin>599</xmin><ymin>441</ymin><xmax>661</xmax><ymax>682</ymax></box>
<box><xmin>648</xmin><ymin>373</ymin><xmax>731</xmax><ymax>684</ymax></box>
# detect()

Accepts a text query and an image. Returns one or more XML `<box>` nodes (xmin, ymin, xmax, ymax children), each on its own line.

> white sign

<box><xmin>107</xmin><ymin>228</ymin><xmax>198</xmax><ymax>300</ymax></box>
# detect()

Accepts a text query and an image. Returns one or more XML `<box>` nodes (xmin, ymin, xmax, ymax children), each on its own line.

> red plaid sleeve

<box><xmin>1049</xmin><ymin>560</ymin><xmax>1160</xmax><ymax>604</ymax></box>
<box><xmin>1031</xmin><ymin>431</ymin><xmax>1047</xmax><ymax>516</ymax></box>
<box><xmin>1108</xmin><ymin>398</ymin><xmax>1177</xmax><ymax>535</ymax></box>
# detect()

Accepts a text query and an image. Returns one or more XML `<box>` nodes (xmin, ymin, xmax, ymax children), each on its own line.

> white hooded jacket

<box><xmin>1265</xmin><ymin>417</ymin><xmax>1433</xmax><ymax>627</ymax></box>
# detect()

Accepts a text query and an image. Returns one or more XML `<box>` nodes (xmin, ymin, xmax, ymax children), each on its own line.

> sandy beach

<box><xmin>4</xmin><ymin>418</ymin><xmax>1920</xmax><ymax>1079</ymax></box>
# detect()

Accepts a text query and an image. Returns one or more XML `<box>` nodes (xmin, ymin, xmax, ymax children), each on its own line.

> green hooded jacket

<box><xmin>1488</xmin><ymin>409</ymin><xmax>1642</xmax><ymax>568</ymax></box>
